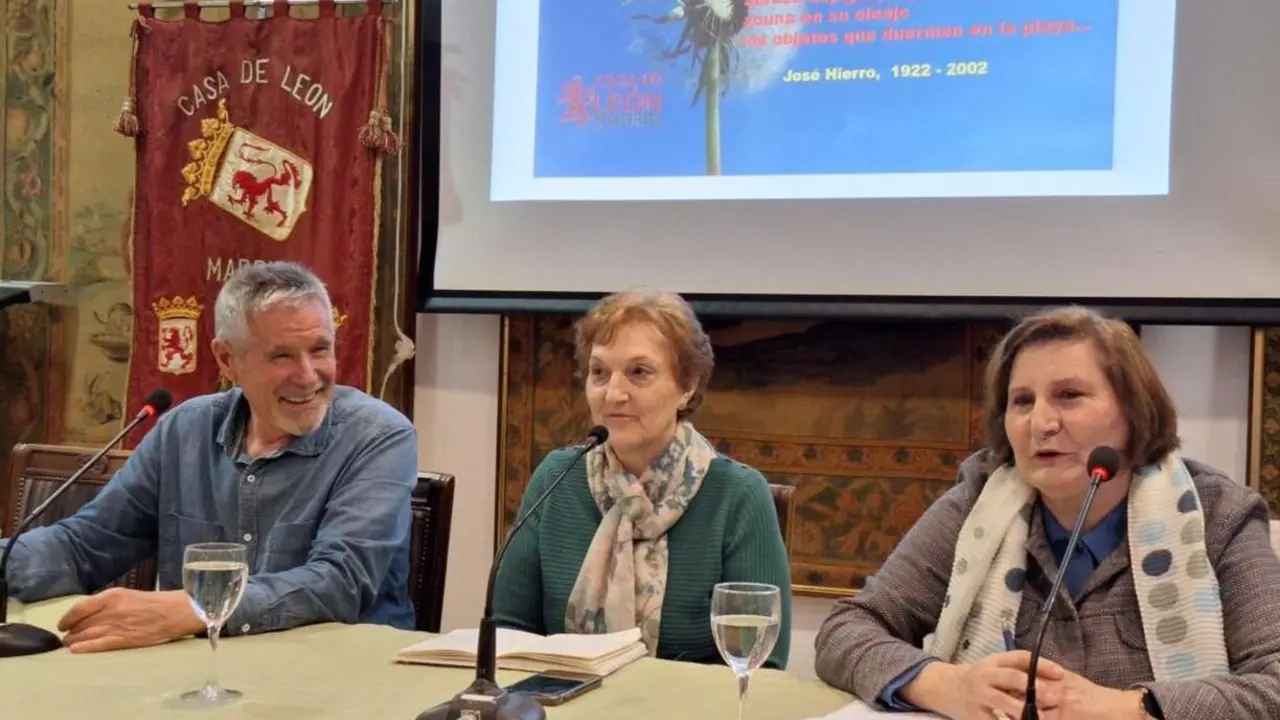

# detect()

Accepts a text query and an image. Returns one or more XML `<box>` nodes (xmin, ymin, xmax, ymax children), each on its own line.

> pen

<box><xmin>996</xmin><ymin>622</ymin><xmax>1019</xmax><ymax>720</ymax></box>
<box><xmin>993</xmin><ymin>620</ymin><xmax>1013</xmax><ymax>712</ymax></box>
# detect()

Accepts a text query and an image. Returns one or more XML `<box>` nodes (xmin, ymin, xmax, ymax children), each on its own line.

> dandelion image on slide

<box><xmin>626</xmin><ymin>0</ymin><xmax>804</xmax><ymax>175</ymax></box>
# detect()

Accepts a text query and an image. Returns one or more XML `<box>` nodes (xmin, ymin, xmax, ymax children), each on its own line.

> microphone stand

<box><xmin>415</xmin><ymin>430</ymin><xmax>606</xmax><ymax>720</ymax></box>
<box><xmin>0</xmin><ymin>402</ymin><xmax>165</xmax><ymax>658</ymax></box>
<box><xmin>1020</xmin><ymin>472</ymin><xmax>1105</xmax><ymax>720</ymax></box>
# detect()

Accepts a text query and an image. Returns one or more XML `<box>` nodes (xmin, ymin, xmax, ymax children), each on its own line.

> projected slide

<box><xmin>490</xmin><ymin>0</ymin><xmax>1177</xmax><ymax>201</ymax></box>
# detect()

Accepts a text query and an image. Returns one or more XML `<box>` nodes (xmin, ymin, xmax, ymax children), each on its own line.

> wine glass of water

<box><xmin>711</xmin><ymin>582</ymin><xmax>782</xmax><ymax>720</ymax></box>
<box><xmin>181</xmin><ymin>542</ymin><xmax>249</xmax><ymax>705</ymax></box>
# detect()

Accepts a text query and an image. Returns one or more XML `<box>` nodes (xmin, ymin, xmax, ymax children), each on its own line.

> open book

<box><xmin>394</xmin><ymin>626</ymin><xmax>649</xmax><ymax>676</ymax></box>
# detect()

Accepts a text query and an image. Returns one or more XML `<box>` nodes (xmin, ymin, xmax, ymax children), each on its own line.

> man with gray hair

<box><xmin>1</xmin><ymin>261</ymin><xmax>418</xmax><ymax>653</ymax></box>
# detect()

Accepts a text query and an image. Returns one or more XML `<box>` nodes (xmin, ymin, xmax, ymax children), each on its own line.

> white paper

<box><xmin>803</xmin><ymin>701</ymin><xmax>939</xmax><ymax>719</ymax></box>
<box><xmin>803</xmin><ymin>702</ymin><xmax>1013</xmax><ymax>720</ymax></box>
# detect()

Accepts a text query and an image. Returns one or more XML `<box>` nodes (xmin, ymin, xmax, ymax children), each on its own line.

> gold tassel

<box><xmin>114</xmin><ymin>18</ymin><xmax>150</xmax><ymax>138</ymax></box>
<box><xmin>113</xmin><ymin>99</ymin><xmax>140</xmax><ymax>137</ymax></box>
<box><xmin>360</xmin><ymin>17</ymin><xmax>399</xmax><ymax>155</ymax></box>
<box><xmin>359</xmin><ymin>110</ymin><xmax>387</xmax><ymax>151</ymax></box>
<box><xmin>358</xmin><ymin>110</ymin><xmax>400</xmax><ymax>155</ymax></box>
<box><xmin>379</xmin><ymin>113</ymin><xmax>399</xmax><ymax>155</ymax></box>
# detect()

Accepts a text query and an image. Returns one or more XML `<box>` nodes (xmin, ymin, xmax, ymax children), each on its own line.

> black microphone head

<box><xmin>586</xmin><ymin>425</ymin><xmax>609</xmax><ymax>445</ymax></box>
<box><xmin>1087</xmin><ymin>445</ymin><xmax>1122</xmax><ymax>482</ymax></box>
<box><xmin>144</xmin><ymin>388</ymin><xmax>174</xmax><ymax>416</ymax></box>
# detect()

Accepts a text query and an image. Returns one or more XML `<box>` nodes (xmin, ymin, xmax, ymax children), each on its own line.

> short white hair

<box><xmin>214</xmin><ymin>261</ymin><xmax>332</xmax><ymax>347</ymax></box>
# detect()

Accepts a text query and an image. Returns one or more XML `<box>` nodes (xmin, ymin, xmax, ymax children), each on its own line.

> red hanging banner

<box><xmin>118</xmin><ymin>0</ymin><xmax>397</xmax><ymax>444</ymax></box>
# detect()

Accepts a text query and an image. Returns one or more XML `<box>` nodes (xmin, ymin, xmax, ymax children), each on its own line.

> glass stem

<box><xmin>206</xmin><ymin>624</ymin><xmax>220</xmax><ymax>691</ymax></box>
<box><xmin>736</xmin><ymin>670</ymin><xmax>750</xmax><ymax>720</ymax></box>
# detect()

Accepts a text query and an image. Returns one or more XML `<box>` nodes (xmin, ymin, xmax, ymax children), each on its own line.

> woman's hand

<box><xmin>1037</xmin><ymin>669</ymin><xmax>1148</xmax><ymax>720</ymax></box>
<box><xmin>903</xmin><ymin>650</ymin><xmax>1066</xmax><ymax>720</ymax></box>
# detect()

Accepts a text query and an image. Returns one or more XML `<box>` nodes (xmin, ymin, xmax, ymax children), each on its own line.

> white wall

<box><xmin>412</xmin><ymin>313</ymin><xmax>502</xmax><ymax>633</ymax></box>
<box><xmin>414</xmin><ymin>315</ymin><xmax>1254</xmax><ymax>681</ymax></box>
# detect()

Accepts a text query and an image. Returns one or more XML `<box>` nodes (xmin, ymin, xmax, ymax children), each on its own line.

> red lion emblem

<box><xmin>160</xmin><ymin>325</ymin><xmax>195</xmax><ymax>367</ymax></box>
<box><xmin>226</xmin><ymin>143</ymin><xmax>304</xmax><ymax>228</ymax></box>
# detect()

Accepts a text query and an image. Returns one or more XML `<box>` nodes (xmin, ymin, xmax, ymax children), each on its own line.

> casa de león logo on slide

<box><xmin>558</xmin><ymin>73</ymin><xmax>663</xmax><ymax>128</ymax></box>
<box><xmin>181</xmin><ymin>98</ymin><xmax>314</xmax><ymax>241</ymax></box>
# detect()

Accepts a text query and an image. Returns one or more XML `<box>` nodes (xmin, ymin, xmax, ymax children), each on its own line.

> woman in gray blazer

<box><xmin>814</xmin><ymin>307</ymin><xmax>1280</xmax><ymax>720</ymax></box>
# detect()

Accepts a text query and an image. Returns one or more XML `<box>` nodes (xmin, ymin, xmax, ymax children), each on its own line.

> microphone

<box><xmin>415</xmin><ymin>424</ymin><xmax>609</xmax><ymax>720</ymax></box>
<box><xmin>0</xmin><ymin>388</ymin><xmax>173</xmax><ymax>658</ymax></box>
<box><xmin>1020</xmin><ymin>445</ymin><xmax>1121</xmax><ymax>720</ymax></box>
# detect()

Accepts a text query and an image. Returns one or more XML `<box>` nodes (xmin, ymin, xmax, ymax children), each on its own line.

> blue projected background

<box><xmin>533</xmin><ymin>1</ymin><xmax>1118</xmax><ymax>178</ymax></box>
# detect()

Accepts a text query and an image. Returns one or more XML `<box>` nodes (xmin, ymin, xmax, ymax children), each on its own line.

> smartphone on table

<box><xmin>503</xmin><ymin>671</ymin><xmax>602</xmax><ymax>706</ymax></box>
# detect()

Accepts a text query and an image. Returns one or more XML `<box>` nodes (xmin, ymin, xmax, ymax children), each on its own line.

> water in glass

<box><xmin>184</xmin><ymin>559</ymin><xmax>248</xmax><ymax>627</ymax></box>
<box><xmin>711</xmin><ymin>613</ymin><xmax>782</xmax><ymax>674</ymax></box>
<box><xmin>711</xmin><ymin>582</ymin><xmax>781</xmax><ymax>720</ymax></box>
<box><xmin>181</xmin><ymin>542</ymin><xmax>249</xmax><ymax>704</ymax></box>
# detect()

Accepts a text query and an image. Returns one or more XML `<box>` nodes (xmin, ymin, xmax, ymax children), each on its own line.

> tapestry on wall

<box><xmin>1248</xmin><ymin>328</ymin><xmax>1280</xmax><ymax>516</ymax></box>
<box><xmin>498</xmin><ymin>315</ymin><xmax>1007</xmax><ymax>597</ymax></box>
<box><xmin>115</xmin><ymin>0</ymin><xmax>398</xmax><ymax>444</ymax></box>
<box><xmin>1</xmin><ymin>0</ymin><xmax>68</xmax><ymax>520</ymax></box>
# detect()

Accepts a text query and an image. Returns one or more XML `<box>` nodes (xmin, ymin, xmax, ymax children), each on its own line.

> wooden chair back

<box><xmin>4</xmin><ymin>443</ymin><xmax>157</xmax><ymax>592</ymax></box>
<box><xmin>409</xmin><ymin>471</ymin><xmax>455</xmax><ymax>633</ymax></box>
<box><xmin>769</xmin><ymin>482</ymin><xmax>795</xmax><ymax>552</ymax></box>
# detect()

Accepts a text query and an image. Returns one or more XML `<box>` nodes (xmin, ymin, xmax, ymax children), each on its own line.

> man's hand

<box><xmin>56</xmin><ymin>588</ymin><xmax>205</xmax><ymax>653</ymax></box>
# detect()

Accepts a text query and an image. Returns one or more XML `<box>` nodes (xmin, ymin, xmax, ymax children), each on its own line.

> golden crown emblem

<box><xmin>153</xmin><ymin>295</ymin><xmax>205</xmax><ymax>320</ymax></box>
<box><xmin>332</xmin><ymin>307</ymin><xmax>349</xmax><ymax>330</ymax></box>
<box><xmin>181</xmin><ymin>98</ymin><xmax>237</xmax><ymax>207</ymax></box>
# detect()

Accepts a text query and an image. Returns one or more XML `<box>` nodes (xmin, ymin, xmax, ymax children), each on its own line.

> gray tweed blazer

<box><xmin>813</xmin><ymin>449</ymin><xmax>1280</xmax><ymax>719</ymax></box>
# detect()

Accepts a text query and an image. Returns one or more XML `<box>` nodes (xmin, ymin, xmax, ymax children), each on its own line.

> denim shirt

<box><xmin>1</xmin><ymin>385</ymin><xmax>418</xmax><ymax>635</ymax></box>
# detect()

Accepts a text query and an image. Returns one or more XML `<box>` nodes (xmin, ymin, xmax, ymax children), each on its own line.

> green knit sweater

<box><xmin>492</xmin><ymin>448</ymin><xmax>793</xmax><ymax>670</ymax></box>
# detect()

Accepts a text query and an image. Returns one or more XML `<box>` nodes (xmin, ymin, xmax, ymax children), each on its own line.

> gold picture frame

<box><xmin>1247</xmin><ymin>327</ymin><xmax>1280</xmax><ymax>514</ymax></box>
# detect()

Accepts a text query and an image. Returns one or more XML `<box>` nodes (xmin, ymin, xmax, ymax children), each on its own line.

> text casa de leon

<box><xmin>176</xmin><ymin>58</ymin><xmax>334</xmax><ymax>119</ymax></box>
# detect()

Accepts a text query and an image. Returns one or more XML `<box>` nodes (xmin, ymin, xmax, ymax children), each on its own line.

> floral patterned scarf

<box><xmin>564</xmin><ymin>421</ymin><xmax>717</xmax><ymax>654</ymax></box>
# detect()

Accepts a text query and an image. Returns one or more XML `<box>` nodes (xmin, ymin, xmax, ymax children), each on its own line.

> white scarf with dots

<box><xmin>924</xmin><ymin>453</ymin><xmax>1228</xmax><ymax>681</ymax></box>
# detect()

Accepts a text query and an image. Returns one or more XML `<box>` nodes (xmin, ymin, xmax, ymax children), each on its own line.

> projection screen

<box><xmin>417</xmin><ymin>0</ymin><xmax>1280</xmax><ymax>322</ymax></box>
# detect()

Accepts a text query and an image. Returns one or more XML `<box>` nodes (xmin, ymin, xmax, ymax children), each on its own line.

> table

<box><xmin>3</xmin><ymin>596</ymin><xmax>854</xmax><ymax>719</ymax></box>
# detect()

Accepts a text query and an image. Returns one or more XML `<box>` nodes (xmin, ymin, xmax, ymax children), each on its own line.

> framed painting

<box><xmin>1248</xmin><ymin>328</ymin><xmax>1280</xmax><ymax>515</ymax></box>
<box><xmin>496</xmin><ymin>314</ymin><xmax>1009</xmax><ymax>597</ymax></box>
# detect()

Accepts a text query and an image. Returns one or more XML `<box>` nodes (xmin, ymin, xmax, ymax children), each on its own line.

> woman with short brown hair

<box><xmin>493</xmin><ymin>289</ymin><xmax>793</xmax><ymax>669</ymax></box>
<box><xmin>982</xmin><ymin>306</ymin><xmax>1178</xmax><ymax>470</ymax></box>
<box><xmin>814</xmin><ymin>306</ymin><xmax>1280</xmax><ymax>719</ymax></box>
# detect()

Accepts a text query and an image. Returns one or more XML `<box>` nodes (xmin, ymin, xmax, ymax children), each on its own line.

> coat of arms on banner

<box><xmin>181</xmin><ymin>99</ymin><xmax>314</xmax><ymax>241</ymax></box>
<box><xmin>153</xmin><ymin>296</ymin><xmax>204</xmax><ymax>376</ymax></box>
